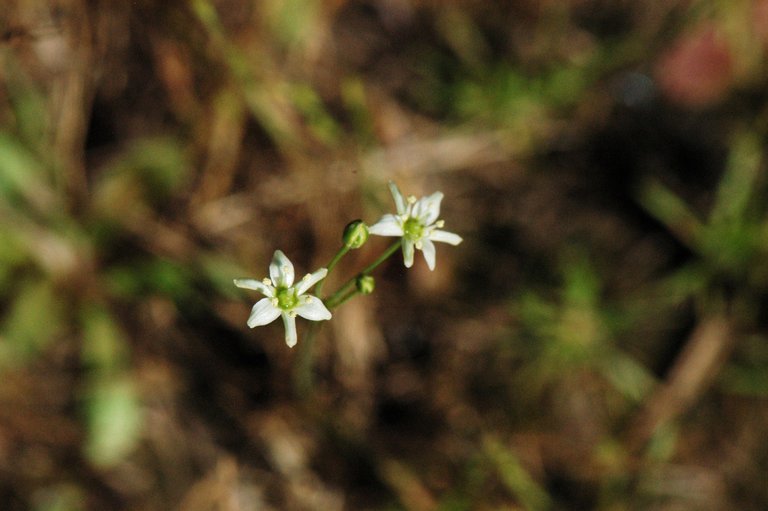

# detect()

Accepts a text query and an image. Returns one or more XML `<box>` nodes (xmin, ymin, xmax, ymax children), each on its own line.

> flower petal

<box><xmin>429</xmin><ymin>229</ymin><xmax>463</xmax><ymax>246</ymax></box>
<box><xmin>388</xmin><ymin>181</ymin><xmax>407</xmax><ymax>216</ymax></box>
<box><xmin>402</xmin><ymin>239</ymin><xmax>415</xmax><ymax>268</ymax></box>
<box><xmin>413</xmin><ymin>192</ymin><xmax>443</xmax><ymax>225</ymax></box>
<box><xmin>295</xmin><ymin>296</ymin><xmax>332</xmax><ymax>321</ymax></box>
<box><xmin>295</xmin><ymin>268</ymin><xmax>328</xmax><ymax>295</ymax></box>
<box><xmin>281</xmin><ymin>312</ymin><xmax>298</xmax><ymax>348</ymax></box>
<box><xmin>368</xmin><ymin>214</ymin><xmax>404</xmax><ymax>237</ymax></box>
<box><xmin>233</xmin><ymin>278</ymin><xmax>275</xmax><ymax>297</ymax></box>
<box><xmin>270</xmin><ymin>250</ymin><xmax>295</xmax><ymax>288</ymax></box>
<box><xmin>247</xmin><ymin>298</ymin><xmax>281</xmax><ymax>328</ymax></box>
<box><xmin>420</xmin><ymin>238</ymin><xmax>436</xmax><ymax>271</ymax></box>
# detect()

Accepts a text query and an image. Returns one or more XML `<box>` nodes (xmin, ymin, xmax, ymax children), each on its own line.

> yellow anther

<box><xmin>271</xmin><ymin>298</ymin><xmax>279</xmax><ymax>306</ymax></box>
<box><xmin>289</xmin><ymin>311</ymin><xmax>298</xmax><ymax>318</ymax></box>
<box><xmin>304</xmin><ymin>296</ymin><xmax>313</xmax><ymax>303</ymax></box>
<box><xmin>407</xmin><ymin>195</ymin><xmax>417</xmax><ymax>204</ymax></box>
<box><xmin>262</xmin><ymin>278</ymin><xmax>273</xmax><ymax>286</ymax></box>
<box><xmin>436</xmin><ymin>219</ymin><xmax>445</xmax><ymax>228</ymax></box>
<box><xmin>302</xmin><ymin>273</ymin><xmax>311</xmax><ymax>281</ymax></box>
<box><xmin>415</xmin><ymin>240</ymin><xmax>423</xmax><ymax>250</ymax></box>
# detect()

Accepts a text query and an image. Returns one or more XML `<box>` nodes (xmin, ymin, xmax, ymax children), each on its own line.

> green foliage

<box><xmin>32</xmin><ymin>484</ymin><xmax>85</xmax><ymax>511</ymax></box>
<box><xmin>0</xmin><ymin>279</ymin><xmax>63</xmax><ymax>369</ymax></box>
<box><xmin>483</xmin><ymin>436</ymin><xmax>553</xmax><ymax>511</ymax></box>
<box><xmin>82</xmin><ymin>375</ymin><xmax>143</xmax><ymax>468</ymax></box>
<box><xmin>639</xmin><ymin>130</ymin><xmax>768</xmax><ymax>289</ymax></box>
<box><xmin>106</xmin><ymin>258</ymin><xmax>193</xmax><ymax>302</ymax></box>
<box><xmin>93</xmin><ymin>137</ymin><xmax>189</xmax><ymax>210</ymax></box>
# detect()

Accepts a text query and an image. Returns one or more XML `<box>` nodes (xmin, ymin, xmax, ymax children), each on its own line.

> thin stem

<box><xmin>323</xmin><ymin>240</ymin><xmax>401</xmax><ymax>308</ymax></box>
<box><xmin>315</xmin><ymin>244</ymin><xmax>350</xmax><ymax>298</ymax></box>
<box><xmin>293</xmin><ymin>320</ymin><xmax>318</xmax><ymax>398</ymax></box>
<box><xmin>326</xmin><ymin>286</ymin><xmax>359</xmax><ymax>309</ymax></box>
<box><xmin>293</xmin><ymin>240</ymin><xmax>400</xmax><ymax>398</ymax></box>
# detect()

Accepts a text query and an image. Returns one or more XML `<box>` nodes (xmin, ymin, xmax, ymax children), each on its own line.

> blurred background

<box><xmin>2</xmin><ymin>0</ymin><xmax>768</xmax><ymax>509</ymax></box>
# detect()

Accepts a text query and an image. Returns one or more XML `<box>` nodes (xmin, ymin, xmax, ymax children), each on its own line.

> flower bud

<box><xmin>342</xmin><ymin>220</ymin><xmax>369</xmax><ymax>249</ymax></box>
<box><xmin>356</xmin><ymin>275</ymin><xmax>375</xmax><ymax>295</ymax></box>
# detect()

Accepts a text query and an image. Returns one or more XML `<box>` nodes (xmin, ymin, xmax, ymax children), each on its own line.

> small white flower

<box><xmin>234</xmin><ymin>250</ymin><xmax>331</xmax><ymax>348</ymax></box>
<box><xmin>369</xmin><ymin>181</ymin><xmax>463</xmax><ymax>270</ymax></box>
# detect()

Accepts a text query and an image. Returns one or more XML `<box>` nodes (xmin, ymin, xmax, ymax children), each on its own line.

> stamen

<box><xmin>436</xmin><ymin>219</ymin><xmax>445</xmax><ymax>228</ymax></box>
<box><xmin>262</xmin><ymin>278</ymin><xmax>273</xmax><ymax>286</ymax></box>
<box><xmin>302</xmin><ymin>273</ymin><xmax>311</xmax><ymax>281</ymax></box>
<box><xmin>407</xmin><ymin>195</ymin><xmax>417</xmax><ymax>204</ymax></box>
<box><xmin>289</xmin><ymin>311</ymin><xmax>298</xmax><ymax>318</ymax></box>
<box><xmin>415</xmin><ymin>240</ymin><xmax>423</xmax><ymax>250</ymax></box>
<box><xmin>282</xmin><ymin>265</ymin><xmax>291</xmax><ymax>274</ymax></box>
<box><xmin>271</xmin><ymin>298</ymin><xmax>279</xmax><ymax>307</ymax></box>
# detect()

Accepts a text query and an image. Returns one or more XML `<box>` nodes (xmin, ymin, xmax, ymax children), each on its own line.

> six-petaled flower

<box><xmin>368</xmin><ymin>181</ymin><xmax>463</xmax><ymax>270</ymax></box>
<box><xmin>234</xmin><ymin>250</ymin><xmax>331</xmax><ymax>347</ymax></box>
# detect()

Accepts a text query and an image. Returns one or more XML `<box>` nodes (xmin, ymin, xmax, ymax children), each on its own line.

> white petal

<box><xmin>388</xmin><ymin>181</ymin><xmax>407</xmax><ymax>216</ymax></box>
<box><xmin>295</xmin><ymin>268</ymin><xmax>328</xmax><ymax>295</ymax></box>
<box><xmin>294</xmin><ymin>296</ymin><xmax>332</xmax><ymax>321</ymax></box>
<box><xmin>402</xmin><ymin>240</ymin><xmax>415</xmax><ymax>268</ymax></box>
<box><xmin>429</xmin><ymin>229</ymin><xmax>463</xmax><ymax>246</ymax></box>
<box><xmin>247</xmin><ymin>298</ymin><xmax>281</xmax><ymax>327</ymax></box>
<box><xmin>413</xmin><ymin>192</ymin><xmax>443</xmax><ymax>225</ymax></box>
<box><xmin>270</xmin><ymin>250</ymin><xmax>295</xmax><ymax>288</ymax></box>
<box><xmin>281</xmin><ymin>312</ymin><xmax>298</xmax><ymax>347</ymax></box>
<box><xmin>420</xmin><ymin>238</ymin><xmax>436</xmax><ymax>271</ymax></box>
<box><xmin>368</xmin><ymin>214</ymin><xmax>404</xmax><ymax>237</ymax></box>
<box><xmin>233</xmin><ymin>278</ymin><xmax>275</xmax><ymax>297</ymax></box>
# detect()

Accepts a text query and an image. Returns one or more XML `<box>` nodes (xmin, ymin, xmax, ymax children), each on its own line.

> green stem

<box><xmin>293</xmin><ymin>240</ymin><xmax>400</xmax><ymax>398</ymax></box>
<box><xmin>326</xmin><ymin>286</ymin><xmax>359</xmax><ymax>309</ymax></box>
<box><xmin>293</xmin><ymin>244</ymin><xmax>349</xmax><ymax>397</ymax></box>
<box><xmin>324</xmin><ymin>240</ymin><xmax>401</xmax><ymax>308</ymax></box>
<box><xmin>315</xmin><ymin>244</ymin><xmax>350</xmax><ymax>298</ymax></box>
<box><xmin>293</xmin><ymin>320</ymin><xmax>318</xmax><ymax>397</ymax></box>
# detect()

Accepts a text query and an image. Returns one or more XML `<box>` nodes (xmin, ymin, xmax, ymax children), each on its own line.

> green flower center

<box><xmin>276</xmin><ymin>287</ymin><xmax>298</xmax><ymax>310</ymax></box>
<box><xmin>403</xmin><ymin>217</ymin><xmax>424</xmax><ymax>240</ymax></box>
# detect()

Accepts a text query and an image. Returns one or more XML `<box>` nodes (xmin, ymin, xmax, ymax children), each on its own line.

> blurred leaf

<box><xmin>0</xmin><ymin>132</ymin><xmax>56</xmax><ymax>213</ymax></box>
<box><xmin>0</xmin><ymin>279</ymin><xmax>63</xmax><ymax>368</ymax></box>
<box><xmin>483</xmin><ymin>436</ymin><xmax>552</xmax><ymax>511</ymax></box>
<box><xmin>599</xmin><ymin>351</ymin><xmax>656</xmax><ymax>403</ymax></box>
<box><xmin>341</xmin><ymin>77</ymin><xmax>376</xmax><ymax>145</ymax></box>
<box><xmin>265</xmin><ymin>0</ymin><xmax>320</xmax><ymax>50</ymax></box>
<box><xmin>0</xmin><ymin>227</ymin><xmax>29</xmax><ymax>288</ymax></box>
<box><xmin>645</xmin><ymin>422</ymin><xmax>678</xmax><ymax>462</ymax></box>
<box><xmin>110</xmin><ymin>137</ymin><xmax>188</xmax><ymax>199</ymax></box>
<box><xmin>106</xmin><ymin>258</ymin><xmax>192</xmax><ymax>302</ymax></box>
<box><xmin>190</xmin><ymin>0</ymin><xmax>301</xmax><ymax>148</ymax></box>
<box><xmin>710</xmin><ymin>131</ymin><xmax>761</xmax><ymax>225</ymax></box>
<box><xmin>32</xmin><ymin>484</ymin><xmax>85</xmax><ymax>511</ymax></box>
<box><xmin>2</xmin><ymin>56</ymin><xmax>50</xmax><ymax>152</ymax></box>
<box><xmin>719</xmin><ymin>364</ymin><xmax>768</xmax><ymax>396</ymax></box>
<box><xmin>81</xmin><ymin>306</ymin><xmax>130</xmax><ymax>374</ymax></box>
<box><xmin>637</xmin><ymin>178</ymin><xmax>702</xmax><ymax>250</ymax></box>
<box><xmin>198</xmin><ymin>252</ymin><xmax>248</xmax><ymax>297</ymax></box>
<box><xmin>83</xmin><ymin>375</ymin><xmax>143</xmax><ymax>468</ymax></box>
<box><xmin>288</xmin><ymin>82</ymin><xmax>340</xmax><ymax>146</ymax></box>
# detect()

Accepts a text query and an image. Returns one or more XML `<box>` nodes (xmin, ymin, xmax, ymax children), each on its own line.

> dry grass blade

<box><xmin>627</xmin><ymin>315</ymin><xmax>737</xmax><ymax>453</ymax></box>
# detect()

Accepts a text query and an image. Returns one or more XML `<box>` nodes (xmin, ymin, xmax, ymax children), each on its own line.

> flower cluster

<box><xmin>235</xmin><ymin>181</ymin><xmax>462</xmax><ymax>347</ymax></box>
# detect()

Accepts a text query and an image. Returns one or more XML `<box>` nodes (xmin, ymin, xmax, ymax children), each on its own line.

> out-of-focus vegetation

<box><xmin>2</xmin><ymin>0</ymin><xmax>768</xmax><ymax>509</ymax></box>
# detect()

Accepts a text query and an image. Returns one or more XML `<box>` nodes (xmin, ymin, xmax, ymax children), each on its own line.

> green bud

<box><xmin>342</xmin><ymin>220</ymin><xmax>369</xmax><ymax>249</ymax></box>
<box><xmin>356</xmin><ymin>275</ymin><xmax>375</xmax><ymax>295</ymax></box>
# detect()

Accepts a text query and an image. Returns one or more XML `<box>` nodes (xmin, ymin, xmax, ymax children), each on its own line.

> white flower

<box><xmin>369</xmin><ymin>181</ymin><xmax>463</xmax><ymax>270</ymax></box>
<box><xmin>234</xmin><ymin>250</ymin><xmax>331</xmax><ymax>347</ymax></box>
